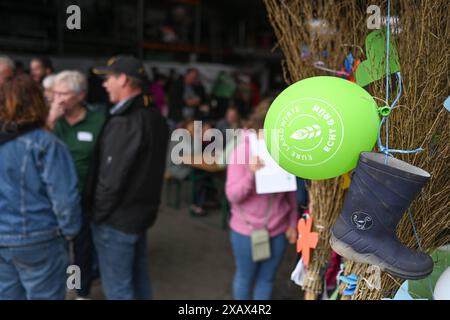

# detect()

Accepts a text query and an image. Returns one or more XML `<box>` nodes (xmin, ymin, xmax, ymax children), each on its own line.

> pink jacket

<box><xmin>225</xmin><ymin>132</ymin><xmax>298</xmax><ymax>237</ymax></box>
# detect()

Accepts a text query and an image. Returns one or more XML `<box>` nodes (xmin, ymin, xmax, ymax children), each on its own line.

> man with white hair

<box><xmin>42</xmin><ymin>74</ymin><xmax>56</xmax><ymax>104</ymax></box>
<box><xmin>50</xmin><ymin>70</ymin><xmax>105</xmax><ymax>299</ymax></box>
<box><xmin>0</xmin><ymin>55</ymin><xmax>14</xmax><ymax>87</ymax></box>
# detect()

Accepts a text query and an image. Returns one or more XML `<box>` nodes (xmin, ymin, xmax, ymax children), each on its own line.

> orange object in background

<box><xmin>296</xmin><ymin>216</ymin><xmax>319</xmax><ymax>267</ymax></box>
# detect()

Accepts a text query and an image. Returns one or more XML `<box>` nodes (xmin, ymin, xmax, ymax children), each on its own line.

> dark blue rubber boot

<box><xmin>330</xmin><ymin>152</ymin><xmax>433</xmax><ymax>280</ymax></box>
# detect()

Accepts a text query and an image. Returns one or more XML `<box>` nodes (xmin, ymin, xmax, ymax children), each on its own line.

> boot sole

<box><xmin>330</xmin><ymin>233</ymin><xmax>433</xmax><ymax>280</ymax></box>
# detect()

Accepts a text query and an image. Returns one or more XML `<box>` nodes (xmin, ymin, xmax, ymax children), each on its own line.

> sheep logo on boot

<box><xmin>351</xmin><ymin>212</ymin><xmax>373</xmax><ymax>230</ymax></box>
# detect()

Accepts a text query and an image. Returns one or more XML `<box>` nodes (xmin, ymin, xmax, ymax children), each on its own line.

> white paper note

<box><xmin>249</xmin><ymin>132</ymin><xmax>297</xmax><ymax>194</ymax></box>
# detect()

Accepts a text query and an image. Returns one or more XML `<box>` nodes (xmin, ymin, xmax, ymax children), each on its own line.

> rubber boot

<box><xmin>330</xmin><ymin>152</ymin><xmax>433</xmax><ymax>280</ymax></box>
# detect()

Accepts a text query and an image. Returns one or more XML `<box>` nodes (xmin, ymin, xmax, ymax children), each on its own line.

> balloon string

<box><xmin>378</xmin><ymin>2</ymin><xmax>423</xmax><ymax>159</ymax></box>
<box><xmin>384</xmin><ymin>0</ymin><xmax>391</xmax><ymax>164</ymax></box>
<box><xmin>377</xmin><ymin>72</ymin><xmax>423</xmax><ymax>157</ymax></box>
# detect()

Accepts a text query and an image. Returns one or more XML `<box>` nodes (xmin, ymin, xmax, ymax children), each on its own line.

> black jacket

<box><xmin>84</xmin><ymin>94</ymin><xmax>169</xmax><ymax>234</ymax></box>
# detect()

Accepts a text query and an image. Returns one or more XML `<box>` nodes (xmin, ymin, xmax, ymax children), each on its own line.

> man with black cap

<box><xmin>85</xmin><ymin>55</ymin><xmax>169</xmax><ymax>300</ymax></box>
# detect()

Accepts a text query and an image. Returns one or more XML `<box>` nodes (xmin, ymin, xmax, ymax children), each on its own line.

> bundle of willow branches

<box><xmin>264</xmin><ymin>0</ymin><xmax>449</xmax><ymax>299</ymax></box>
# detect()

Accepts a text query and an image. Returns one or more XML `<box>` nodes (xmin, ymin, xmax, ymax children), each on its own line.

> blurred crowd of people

<box><xmin>0</xmin><ymin>53</ymin><xmax>310</xmax><ymax>301</ymax></box>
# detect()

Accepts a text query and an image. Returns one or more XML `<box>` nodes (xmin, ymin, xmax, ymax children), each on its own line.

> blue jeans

<box><xmin>92</xmin><ymin>224</ymin><xmax>151</xmax><ymax>300</ymax></box>
<box><xmin>230</xmin><ymin>230</ymin><xmax>287</xmax><ymax>300</ymax></box>
<box><xmin>296</xmin><ymin>177</ymin><xmax>309</xmax><ymax>208</ymax></box>
<box><xmin>73</xmin><ymin>212</ymin><xmax>97</xmax><ymax>297</ymax></box>
<box><xmin>0</xmin><ymin>237</ymin><xmax>69</xmax><ymax>300</ymax></box>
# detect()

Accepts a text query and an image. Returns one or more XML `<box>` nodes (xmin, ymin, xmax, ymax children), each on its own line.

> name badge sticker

<box><xmin>77</xmin><ymin>131</ymin><xmax>93</xmax><ymax>142</ymax></box>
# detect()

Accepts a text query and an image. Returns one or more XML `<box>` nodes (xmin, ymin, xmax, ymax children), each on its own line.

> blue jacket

<box><xmin>0</xmin><ymin>128</ymin><xmax>81</xmax><ymax>246</ymax></box>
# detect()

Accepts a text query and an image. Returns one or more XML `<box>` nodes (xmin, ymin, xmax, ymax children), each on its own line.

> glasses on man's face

<box><xmin>52</xmin><ymin>90</ymin><xmax>75</xmax><ymax>98</ymax></box>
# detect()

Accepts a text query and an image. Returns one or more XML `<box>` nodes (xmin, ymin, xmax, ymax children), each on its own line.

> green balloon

<box><xmin>264</xmin><ymin>76</ymin><xmax>380</xmax><ymax>180</ymax></box>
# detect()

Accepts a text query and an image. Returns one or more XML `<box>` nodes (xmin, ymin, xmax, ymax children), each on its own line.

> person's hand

<box><xmin>64</xmin><ymin>236</ymin><xmax>75</xmax><ymax>241</ymax></box>
<box><xmin>285</xmin><ymin>227</ymin><xmax>297</xmax><ymax>244</ymax></box>
<box><xmin>47</xmin><ymin>103</ymin><xmax>65</xmax><ymax>129</ymax></box>
<box><xmin>249</xmin><ymin>156</ymin><xmax>265</xmax><ymax>173</ymax></box>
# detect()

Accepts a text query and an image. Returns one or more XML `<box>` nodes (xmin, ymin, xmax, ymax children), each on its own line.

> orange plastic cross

<box><xmin>296</xmin><ymin>217</ymin><xmax>319</xmax><ymax>267</ymax></box>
